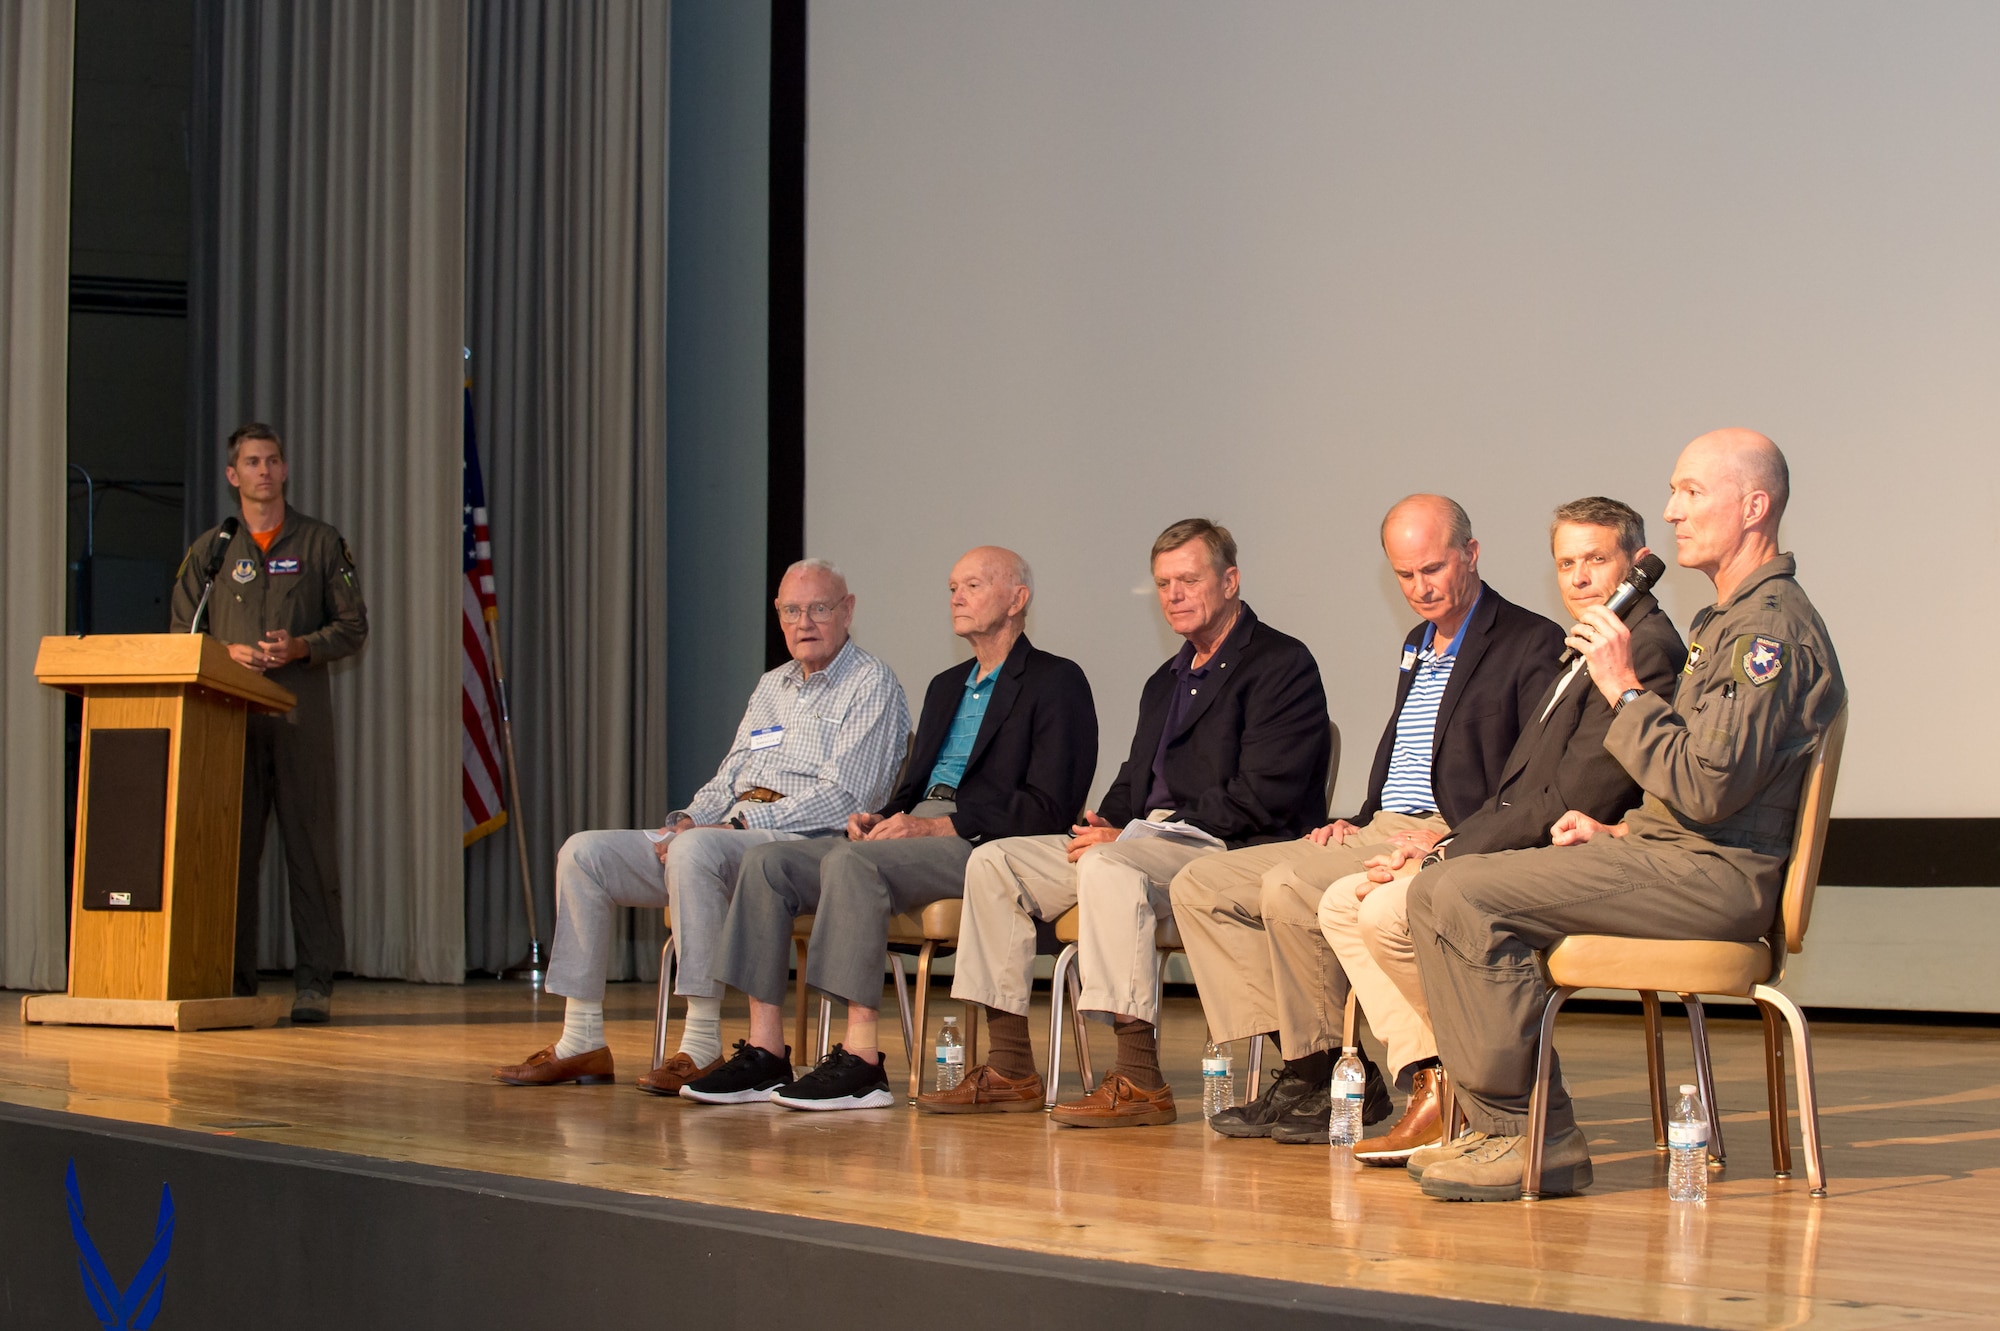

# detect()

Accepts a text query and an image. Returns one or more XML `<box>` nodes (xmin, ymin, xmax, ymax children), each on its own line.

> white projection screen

<box><xmin>805</xmin><ymin>1</ymin><xmax>2000</xmax><ymax>822</ymax></box>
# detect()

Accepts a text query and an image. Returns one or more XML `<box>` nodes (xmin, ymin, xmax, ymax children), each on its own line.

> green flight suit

<box><xmin>170</xmin><ymin>507</ymin><xmax>368</xmax><ymax>994</ymax></box>
<box><xmin>1410</xmin><ymin>554</ymin><xmax>1846</xmax><ymax>1136</ymax></box>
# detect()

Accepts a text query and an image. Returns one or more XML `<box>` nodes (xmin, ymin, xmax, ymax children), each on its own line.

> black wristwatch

<box><xmin>1614</xmin><ymin>687</ymin><xmax>1644</xmax><ymax>713</ymax></box>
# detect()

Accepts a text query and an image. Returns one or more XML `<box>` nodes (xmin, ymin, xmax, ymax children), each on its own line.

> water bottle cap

<box><xmin>1341</xmin><ymin>1046</ymin><xmax>1358</xmax><ymax>1055</ymax></box>
<box><xmin>1680</xmin><ymin>1083</ymin><xmax>1696</xmax><ymax>1094</ymax></box>
<box><xmin>942</xmin><ymin>1015</ymin><xmax>957</xmax><ymax>1025</ymax></box>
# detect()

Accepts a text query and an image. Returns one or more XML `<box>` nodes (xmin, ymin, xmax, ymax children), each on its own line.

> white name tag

<box><xmin>749</xmin><ymin>725</ymin><xmax>784</xmax><ymax>751</ymax></box>
<box><xmin>1400</xmin><ymin>646</ymin><xmax>1418</xmax><ymax>673</ymax></box>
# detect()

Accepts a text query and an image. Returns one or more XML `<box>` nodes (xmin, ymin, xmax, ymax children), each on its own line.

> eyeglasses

<box><xmin>776</xmin><ymin>601</ymin><xmax>841</xmax><ymax>624</ymax></box>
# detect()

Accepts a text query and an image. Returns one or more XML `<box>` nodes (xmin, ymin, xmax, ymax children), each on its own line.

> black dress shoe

<box><xmin>1207</xmin><ymin>1062</ymin><xmax>1320</xmax><ymax>1138</ymax></box>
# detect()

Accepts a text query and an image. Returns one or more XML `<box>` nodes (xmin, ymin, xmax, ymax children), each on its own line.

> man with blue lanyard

<box><xmin>682</xmin><ymin>546</ymin><xmax>1097</xmax><ymax>1110</ymax></box>
<box><xmin>1173</xmin><ymin>495</ymin><xmax>1564</xmax><ymax>1145</ymax></box>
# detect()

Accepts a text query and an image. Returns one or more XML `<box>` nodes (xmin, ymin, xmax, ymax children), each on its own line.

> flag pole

<box><xmin>490</xmin><ymin>603</ymin><xmax>547</xmax><ymax>988</ymax></box>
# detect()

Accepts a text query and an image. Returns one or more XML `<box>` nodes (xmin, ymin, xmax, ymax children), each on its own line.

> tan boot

<box><xmin>1420</xmin><ymin>1126</ymin><xmax>1593</xmax><ymax>1201</ymax></box>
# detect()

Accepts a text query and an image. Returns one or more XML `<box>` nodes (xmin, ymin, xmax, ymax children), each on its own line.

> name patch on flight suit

<box><xmin>267</xmin><ymin>558</ymin><xmax>301</xmax><ymax>575</ymax></box>
<box><xmin>231</xmin><ymin>558</ymin><xmax>258</xmax><ymax>584</ymax></box>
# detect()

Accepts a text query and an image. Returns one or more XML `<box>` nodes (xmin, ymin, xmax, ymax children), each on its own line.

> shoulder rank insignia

<box><xmin>1740</xmin><ymin>635</ymin><xmax>1784</xmax><ymax>686</ymax></box>
<box><xmin>1683</xmin><ymin>642</ymin><xmax>1704</xmax><ymax>675</ymax></box>
<box><xmin>231</xmin><ymin>557</ymin><xmax>258</xmax><ymax>584</ymax></box>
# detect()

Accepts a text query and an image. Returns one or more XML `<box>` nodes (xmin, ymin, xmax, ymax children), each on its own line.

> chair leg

<box><xmin>817</xmin><ymin>994</ymin><xmax>833</xmax><ymax>1061</ymax></box>
<box><xmin>792</xmin><ymin>938</ymin><xmax>812</xmax><ymax>1061</ymax></box>
<box><xmin>1520</xmin><ymin>985</ymin><xmax>1577</xmax><ymax>1202</ymax></box>
<box><xmin>652</xmin><ymin>933</ymin><xmax>677</xmax><ymax>1068</ymax></box>
<box><xmin>1640</xmin><ymin>990</ymin><xmax>1669</xmax><ymax>1149</ymax></box>
<box><xmin>1067</xmin><ymin>949</ymin><xmax>1093</xmax><ymax>1094</ymax></box>
<box><xmin>908</xmin><ymin>942</ymin><xmax>936</xmax><ymax>1103</ymax></box>
<box><xmin>1244</xmin><ymin>1035</ymin><xmax>1264</xmax><ymax>1107</ymax></box>
<box><xmin>1046</xmin><ymin>944</ymin><xmax>1078</xmax><ymax>1108</ymax></box>
<box><xmin>1756</xmin><ymin>997</ymin><xmax>1793</xmax><ymax>1179</ymax></box>
<box><xmin>890</xmin><ymin>954</ymin><xmax>915</xmax><ymax>1065</ymax></box>
<box><xmin>1681</xmin><ymin>993</ymin><xmax>1727</xmax><ymax>1166</ymax></box>
<box><xmin>1754</xmin><ymin>984</ymin><xmax>1826</xmax><ymax>1196</ymax></box>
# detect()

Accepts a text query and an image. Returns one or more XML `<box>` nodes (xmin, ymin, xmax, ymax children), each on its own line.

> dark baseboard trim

<box><xmin>0</xmin><ymin>1101</ymin><xmax>1665</xmax><ymax>1331</ymax></box>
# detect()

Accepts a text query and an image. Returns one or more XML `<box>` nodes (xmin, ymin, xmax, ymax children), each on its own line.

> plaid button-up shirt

<box><xmin>670</xmin><ymin>639</ymin><xmax>910</xmax><ymax>832</ymax></box>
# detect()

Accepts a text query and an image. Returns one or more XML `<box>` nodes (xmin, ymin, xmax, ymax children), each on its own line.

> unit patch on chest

<box><xmin>267</xmin><ymin>558</ymin><xmax>301</xmax><ymax>575</ymax></box>
<box><xmin>1683</xmin><ymin>642</ymin><xmax>1705</xmax><ymax>675</ymax></box>
<box><xmin>231</xmin><ymin>557</ymin><xmax>258</xmax><ymax>584</ymax></box>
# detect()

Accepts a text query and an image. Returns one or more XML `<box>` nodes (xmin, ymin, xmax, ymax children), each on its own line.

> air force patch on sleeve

<box><xmin>1739</xmin><ymin>635</ymin><xmax>1784</xmax><ymax>686</ymax></box>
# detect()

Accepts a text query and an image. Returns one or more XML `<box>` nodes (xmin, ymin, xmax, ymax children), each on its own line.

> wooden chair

<box><xmin>1042</xmin><ymin>720</ymin><xmax>1342</xmax><ymax>1106</ymax></box>
<box><xmin>1517</xmin><ymin>704</ymin><xmax>1848</xmax><ymax>1201</ymax></box>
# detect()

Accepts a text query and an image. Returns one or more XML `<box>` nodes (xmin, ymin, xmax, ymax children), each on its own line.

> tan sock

<box><xmin>1113</xmin><ymin>1017</ymin><xmax>1164</xmax><ymax>1090</ymax></box>
<box><xmin>983</xmin><ymin>1007</ymin><xmax>1036</xmax><ymax>1079</ymax></box>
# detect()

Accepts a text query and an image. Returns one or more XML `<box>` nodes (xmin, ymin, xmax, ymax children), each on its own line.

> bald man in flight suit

<box><xmin>1407</xmin><ymin>428</ymin><xmax>1846</xmax><ymax>1201</ymax></box>
<box><xmin>172</xmin><ymin>423</ymin><xmax>368</xmax><ymax>1024</ymax></box>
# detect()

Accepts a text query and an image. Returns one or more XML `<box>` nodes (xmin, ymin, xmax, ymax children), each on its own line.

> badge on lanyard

<box><xmin>749</xmin><ymin>725</ymin><xmax>785</xmax><ymax>751</ymax></box>
<box><xmin>1400</xmin><ymin>646</ymin><xmax>1418</xmax><ymax>673</ymax></box>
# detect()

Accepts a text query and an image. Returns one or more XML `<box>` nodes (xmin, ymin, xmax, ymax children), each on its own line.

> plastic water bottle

<box><xmin>1668</xmin><ymin>1082</ymin><xmax>1709</xmax><ymax>1202</ymax></box>
<box><xmin>1201</xmin><ymin>1040</ymin><xmax>1234</xmax><ymax>1118</ymax></box>
<box><xmin>1329</xmin><ymin>1046</ymin><xmax>1367</xmax><ymax>1147</ymax></box>
<box><xmin>934</xmin><ymin>1016</ymin><xmax>965</xmax><ymax>1092</ymax></box>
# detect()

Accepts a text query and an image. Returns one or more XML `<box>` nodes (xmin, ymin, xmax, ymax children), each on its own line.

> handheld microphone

<box><xmin>1559</xmin><ymin>552</ymin><xmax>1666</xmax><ymax>665</ymax></box>
<box><xmin>188</xmin><ymin>516</ymin><xmax>242</xmax><ymax>635</ymax></box>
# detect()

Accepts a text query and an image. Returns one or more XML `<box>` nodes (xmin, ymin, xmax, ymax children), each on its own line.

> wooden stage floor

<box><xmin>7</xmin><ymin>979</ymin><xmax>1999</xmax><ymax>1329</ymax></box>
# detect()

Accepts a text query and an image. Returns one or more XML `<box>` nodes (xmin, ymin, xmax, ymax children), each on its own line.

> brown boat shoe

<box><xmin>493</xmin><ymin>1044</ymin><xmax>615</xmax><ymax>1086</ymax></box>
<box><xmin>636</xmin><ymin>1051</ymin><xmax>723</xmax><ymax>1096</ymax></box>
<box><xmin>915</xmin><ymin>1063</ymin><xmax>1046</xmax><ymax>1114</ymax></box>
<box><xmin>1049</xmin><ymin>1072</ymin><xmax>1176</xmax><ymax>1128</ymax></box>
<box><xmin>1354</xmin><ymin>1065</ymin><xmax>1445</xmax><ymax>1166</ymax></box>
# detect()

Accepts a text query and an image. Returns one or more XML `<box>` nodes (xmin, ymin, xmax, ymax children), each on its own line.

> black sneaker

<box><xmin>1362</xmin><ymin>1052</ymin><xmax>1394</xmax><ymax>1126</ymax></box>
<box><xmin>679</xmin><ymin>1040</ymin><xmax>794</xmax><ymax>1104</ymax></box>
<box><xmin>769</xmin><ymin>1045</ymin><xmax>894</xmax><ymax>1112</ymax></box>
<box><xmin>1270</xmin><ymin>1082</ymin><xmax>1333</xmax><ymax>1144</ymax></box>
<box><xmin>1207</xmin><ymin>1062</ymin><xmax>1319</xmax><ymax>1138</ymax></box>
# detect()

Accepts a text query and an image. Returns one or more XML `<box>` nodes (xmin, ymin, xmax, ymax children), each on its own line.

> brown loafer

<box><xmin>636</xmin><ymin>1051</ymin><xmax>723</xmax><ymax>1096</ymax></box>
<box><xmin>1049</xmin><ymin>1072</ymin><xmax>1176</xmax><ymax>1128</ymax></box>
<box><xmin>915</xmin><ymin>1063</ymin><xmax>1046</xmax><ymax>1114</ymax></box>
<box><xmin>1355</xmin><ymin>1065</ymin><xmax>1445</xmax><ymax>1165</ymax></box>
<box><xmin>493</xmin><ymin>1044</ymin><xmax>615</xmax><ymax>1086</ymax></box>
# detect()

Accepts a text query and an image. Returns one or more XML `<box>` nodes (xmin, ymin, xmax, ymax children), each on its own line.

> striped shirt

<box><xmin>671</xmin><ymin>639</ymin><xmax>910</xmax><ymax>833</ymax></box>
<box><xmin>1378</xmin><ymin>594</ymin><xmax>1481</xmax><ymax>815</ymax></box>
<box><xmin>926</xmin><ymin>660</ymin><xmax>1001</xmax><ymax>790</ymax></box>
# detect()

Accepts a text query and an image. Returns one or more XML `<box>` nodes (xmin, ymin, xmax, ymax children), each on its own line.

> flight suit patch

<box><xmin>267</xmin><ymin>558</ymin><xmax>301</xmax><ymax>575</ymax></box>
<box><xmin>1735</xmin><ymin>635</ymin><xmax>1785</xmax><ymax>686</ymax></box>
<box><xmin>1683</xmin><ymin>642</ymin><xmax>1705</xmax><ymax>675</ymax></box>
<box><xmin>231</xmin><ymin>557</ymin><xmax>258</xmax><ymax>584</ymax></box>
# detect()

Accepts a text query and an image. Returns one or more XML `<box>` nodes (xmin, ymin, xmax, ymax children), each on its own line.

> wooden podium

<box><xmin>24</xmin><ymin>634</ymin><xmax>297</xmax><ymax>1031</ymax></box>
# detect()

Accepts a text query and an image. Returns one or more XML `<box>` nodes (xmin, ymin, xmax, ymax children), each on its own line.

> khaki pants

<box><xmin>1169</xmin><ymin>812</ymin><xmax>1448</xmax><ymax>1055</ymax></box>
<box><xmin>1317</xmin><ymin>867</ymin><xmax>1433</xmax><ymax>1089</ymax></box>
<box><xmin>950</xmin><ymin>833</ymin><xmax>1220</xmax><ymax>1025</ymax></box>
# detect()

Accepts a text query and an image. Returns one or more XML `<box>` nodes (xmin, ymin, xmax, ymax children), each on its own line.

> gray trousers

<box><xmin>717</xmin><ymin>801</ymin><xmax>969</xmax><ymax>1008</ymax></box>
<box><xmin>545</xmin><ymin>826</ymin><xmax>806</xmax><ymax>1002</ymax></box>
<box><xmin>1408</xmin><ymin>834</ymin><xmax>1770</xmax><ymax>1137</ymax></box>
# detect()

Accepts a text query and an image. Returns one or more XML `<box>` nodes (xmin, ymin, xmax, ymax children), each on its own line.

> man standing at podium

<box><xmin>171</xmin><ymin>423</ymin><xmax>369</xmax><ymax>1024</ymax></box>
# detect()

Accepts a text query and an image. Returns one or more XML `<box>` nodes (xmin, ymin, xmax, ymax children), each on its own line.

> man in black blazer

<box><xmin>686</xmin><ymin>546</ymin><xmax>1097</xmax><ymax>1111</ymax></box>
<box><xmin>1174</xmin><ymin>494</ymin><xmax>1564</xmax><ymax>1144</ymax></box>
<box><xmin>921</xmin><ymin>519</ymin><xmax>1330</xmax><ymax>1127</ymax></box>
<box><xmin>1319</xmin><ymin>497</ymin><xmax>1687</xmax><ymax>1164</ymax></box>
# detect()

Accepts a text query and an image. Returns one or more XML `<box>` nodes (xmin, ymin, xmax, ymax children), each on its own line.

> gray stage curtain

<box><xmin>0</xmin><ymin>1</ymin><xmax>74</xmax><ymax>993</ymax></box>
<box><xmin>188</xmin><ymin>1</ymin><xmax>468</xmax><ymax>983</ymax></box>
<box><xmin>462</xmin><ymin>0</ymin><xmax>670</xmax><ymax>980</ymax></box>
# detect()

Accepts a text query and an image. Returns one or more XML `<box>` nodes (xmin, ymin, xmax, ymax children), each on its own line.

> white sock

<box><xmin>678</xmin><ymin>996</ymin><xmax>723</xmax><ymax>1067</ymax></box>
<box><xmin>554</xmin><ymin>998</ymin><xmax>605</xmax><ymax>1060</ymax></box>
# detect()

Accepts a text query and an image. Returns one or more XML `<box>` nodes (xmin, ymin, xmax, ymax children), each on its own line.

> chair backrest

<box><xmin>1324</xmin><ymin>719</ymin><xmax>1342</xmax><ymax>813</ymax></box>
<box><xmin>1777</xmin><ymin>702</ymin><xmax>1848</xmax><ymax>955</ymax></box>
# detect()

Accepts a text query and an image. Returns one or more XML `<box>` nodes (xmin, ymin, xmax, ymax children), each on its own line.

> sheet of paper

<box><xmin>1116</xmin><ymin>818</ymin><xmax>1226</xmax><ymax>849</ymax></box>
<box><xmin>643</xmin><ymin>828</ymin><xmax>675</xmax><ymax>844</ymax></box>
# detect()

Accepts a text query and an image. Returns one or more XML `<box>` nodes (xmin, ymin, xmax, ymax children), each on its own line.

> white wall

<box><xmin>807</xmin><ymin>1</ymin><xmax>2000</xmax><ymax>831</ymax></box>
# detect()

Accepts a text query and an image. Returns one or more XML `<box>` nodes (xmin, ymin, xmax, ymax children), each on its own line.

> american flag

<box><xmin>463</xmin><ymin>389</ymin><xmax>507</xmax><ymax>844</ymax></box>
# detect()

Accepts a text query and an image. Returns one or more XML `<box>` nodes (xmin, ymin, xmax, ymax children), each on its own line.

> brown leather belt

<box><xmin>736</xmin><ymin>786</ymin><xmax>785</xmax><ymax>803</ymax></box>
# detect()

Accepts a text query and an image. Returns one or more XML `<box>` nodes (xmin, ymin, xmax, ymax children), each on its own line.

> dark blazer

<box><xmin>1350</xmin><ymin>582</ymin><xmax>1567</xmax><ymax>829</ymax></box>
<box><xmin>881</xmin><ymin>632</ymin><xmax>1097</xmax><ymax>846</ymax></box>
<box><xmin>1098</xmin><ymin>602</ymin><xmax>1331</xmax><ymax>849</ymax></box>
<box><xmin>1440</xmin><ymin>596</ymin><xmax>1687</xmax><ymax>858</ymax></box>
